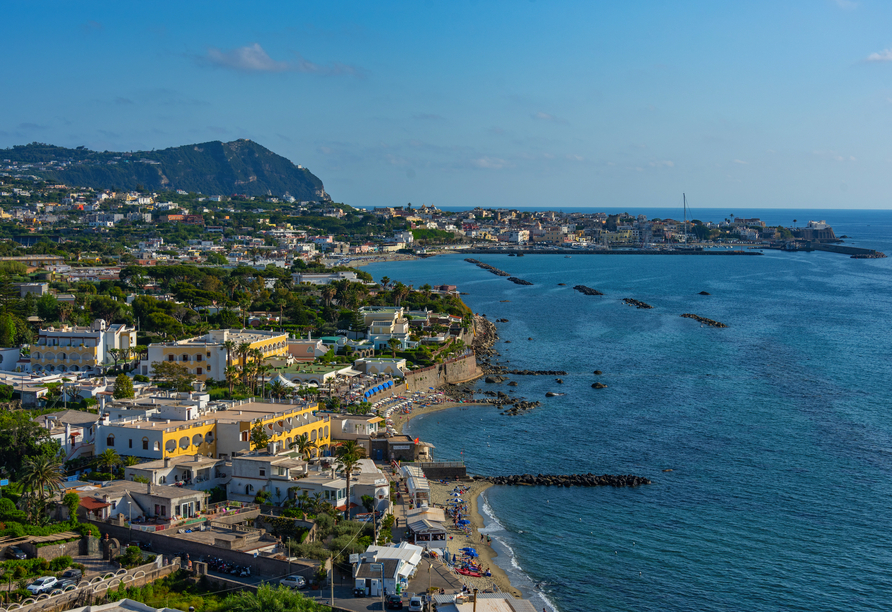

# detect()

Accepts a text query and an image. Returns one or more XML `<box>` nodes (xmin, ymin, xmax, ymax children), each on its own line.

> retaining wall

<box><xmin>404</xmin><ymin>353</ymin><xmax>480</xmax><ymax>393</ymax></box>
<box><xmin>20</xmin><ymin>538</ymin><xmax>84</xmax><ymax>560</ymax></box>
<box><xmin>89</xmin><ymin>520</ymin><xmax>318</xmax><ymax>580</ymax></box>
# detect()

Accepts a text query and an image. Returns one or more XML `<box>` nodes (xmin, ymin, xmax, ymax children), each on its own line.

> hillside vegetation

<box><xmin>2</xmin><ymin>139</ymin><xmax>328</xmax><ymax>200</ymax></box>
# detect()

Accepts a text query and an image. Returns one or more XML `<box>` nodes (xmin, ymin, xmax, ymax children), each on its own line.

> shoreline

<box><xmin>394</xmin><ymin>400</ymin><xmax>526</xmax><ymax>599</ymax></box>
<box><xmin>428</xmin><ymin>479</ymin><xmax>522</xmax><ymax>598</ymax></box>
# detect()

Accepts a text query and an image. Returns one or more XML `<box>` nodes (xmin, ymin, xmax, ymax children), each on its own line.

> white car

<box><xmin>27</xmin><ymin>577</ymin><xmax>58</xmax><ymax>594</ymax></box>
<box><xmin>280</xmin><ymin>575</ymin><xmax>306</xmax><ymax>589</ymax></box>
<box><xmin>408</xmin><ymin>596</ymin><xmax>423</xmax><ymax>612</ymax></box>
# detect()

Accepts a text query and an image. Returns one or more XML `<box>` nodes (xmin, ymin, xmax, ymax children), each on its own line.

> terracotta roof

<box><xmin>79</xmin><ymin>497</ymin><xmax>110</xmax><ymax>511</ymax></box>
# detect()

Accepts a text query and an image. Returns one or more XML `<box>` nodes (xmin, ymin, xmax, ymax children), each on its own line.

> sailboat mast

<box><xmin>683</xmin><ymin>193</ymin><xmax>687</xmax><ymax>244</ymax></box>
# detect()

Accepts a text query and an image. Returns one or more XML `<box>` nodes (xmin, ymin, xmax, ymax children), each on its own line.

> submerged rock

<box><xmin>592</xmin><ymin>382</ymin><xmax>607</xmax><ymax>389</ymax></box>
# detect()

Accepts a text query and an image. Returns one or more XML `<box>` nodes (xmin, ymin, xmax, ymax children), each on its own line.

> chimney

<box><xmin>163</xmin><ymin>458</ymin><xmax>170</xmax><ymax>468</ymax></box>
<box><xmin>194</xmin><ymin>454</ymin><xmax>200</xmax><ymax>462</ymax></box>
<box><xmin>147</xmin><ymin>482</ymin><xmax>153</xmax><ymax>495</ymax></box>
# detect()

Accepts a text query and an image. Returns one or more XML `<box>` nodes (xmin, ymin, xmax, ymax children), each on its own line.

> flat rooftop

<box><xmin>108</xmin><ymin>400</ymin><xmax>322</xmax><ymax>432</ymax></box>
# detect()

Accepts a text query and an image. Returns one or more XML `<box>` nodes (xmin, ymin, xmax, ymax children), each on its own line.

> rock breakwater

<box><xmin>505</xmin><ymin>369</ymin><xmax>568</xmax><ymax>376</ymax></box>
<box><xmin>507</xmin><ymin>277</ymin><xmax>533</xmax><ymax>286</ymax></box>
<box><xmin>623</xmin><ymin>298</ymin><xmax>653</xmax><ymax>309</ymax></box>
<box><xmin>465</xmin><ymin>258</ymin><xmax>511</xmax><ymax>277</ymax></box>
<box><xmin>573</xmin><ymin>285</ymin><xmax>604</xmax><ymax>296</ymax></box>
<box><xmin>681</xmin><ymin>313</ymin><xmax>727</xmax><ymax>328</ymax></box>
<box><xmin>478</xmin><ymin>473</ymin><xmax>652</xmax><ymax>487</ymax></box>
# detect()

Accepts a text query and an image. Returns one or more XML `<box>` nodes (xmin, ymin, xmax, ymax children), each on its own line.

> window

<box><xmin>259</xmin><ymin>468</ymin><xmax>266</xmax><ymax>477</ymax></box>
<box><xmin>160</xmin><ymin>506</ymin><xmax>166</xmax><ymax>516</ymax></box>
<box><xmin>196</xmin><ymin>367</ymin><xmax>202</xmax><ymax>375</ymax></box>
<box><xmin>196</xmin><ymin>354</ymin><xmax>202</xmax><ymax>362</ymax></box>
<box><xmin>153</xmin><ymin>441</ymin><xmax>160</xmax><ymax>451</ymax></box>
<box><xmin>129</xmin><ymin>439</ymin><xmax>133</xmax><ymax>448</ymax></box>
<box><xmin>168</xmin><ymin>355</ymin><xmax>174</xmax><ymax>362</ymax></box>
<box><xmin>107</xmin><ymin>434</ymin><xmax>115</xmax><ymax>447</ymax></box>
<box><xmin>112</xmin><ymin>501</ymin><xmax>117</xmax><ymax>510</ymax></box>
<box><xmin>181</xmin><ymin>355</ymin><xmax>189</xmax><ymax>362</ymax></box>
<box><xmin>160</xmin><ymin>476</ymin><xmax>166</xmax><ymax>483</ymax></box>
<box><xmin>143</xmin><ymin>438</ymin><xmax>149</xmax><ymax>450</ymax></box>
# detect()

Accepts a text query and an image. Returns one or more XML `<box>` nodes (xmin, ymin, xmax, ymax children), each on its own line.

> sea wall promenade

<box><xmin>464</xmin><ymin>248</ymin><xmax>762</xmax><ymax>255</ymax></box>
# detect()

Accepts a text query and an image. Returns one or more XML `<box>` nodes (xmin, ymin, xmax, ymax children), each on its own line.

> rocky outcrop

<box><xmin>507</xmin><ymin>277</ymin><xmax>533</xmax><ymax>285</ymax></box>
<box><xmin>485</xmin><ymin>375</ymin><xmax>506</xmax><ymax>384</ymax></box>
<box><xmin>698</xmin><ymin>291</ymin><xmax>711</xmax><ymax>295</ymax></box>
<box><xmin>477</xmin><ymin>473</ymin><xmax>652</xmax><ymax>487</ymax></box>
<box><xmin>507</xmin><ymin>381</ymin><xmax>518</xmax><ymax>386</ymax></box>
<box><xmin>592</xmin><ymin>382</ymin><xmax>607</xmax><ymax>389</ymax></box>
<box><xmin>681</xmin><ymin>313</ymin><xmax>727</xmax><ymax>328</ymax></box>
<box><xmin>545</xmin><ymin>392</ymin><xmax>565</xmax><ymax>397</ymax></box>
<box><xmin>623</xmin><ymin>298</ymin><xmax>653</xmax><ymax>309</ymax></box>
<box><xmin>593</xmin><ymin>370</ymin><xmax>603</xmax><ymax>375</ymax></box>
<box><xmin>573</xmin><ymin>285</ymin><xmax>604</xmax><ymax>296</ymax></box>
<box><xmin>500</xmin><ymin>400</ymin><xmax>542</xmax><ymax>416</ymax></box>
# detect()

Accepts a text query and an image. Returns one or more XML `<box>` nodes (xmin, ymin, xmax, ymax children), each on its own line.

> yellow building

<box><xmin>138</xmin><ymin>329</ymin><xmax>289</xmax><ymax>381</ymax></box>
<box><xmin>97</xmin><ymin>398</ymin><xmax>330</xmax><ymax>461</ymax></box>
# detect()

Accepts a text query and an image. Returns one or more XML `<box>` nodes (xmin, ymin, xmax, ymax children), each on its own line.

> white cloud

<box><xmin>866</xmin><ymin>48</ymin><xmax>892</xmax><ymax>62</ymax></box>
<box><xmin>471</xmin><ymin>157</ymin><xmax>512</xmax><ymax>169</ymax></box>
<box><xmin>733</xmin><ymin>159</ymin><xmax>748</xmax><ymax>165</ymax></box>
<box><xmin>205</xmin><ymin>43</ymin><xmax>290</xmax><ymax>72</ymax></box>
<box><xmin>834</xmin><ymin>0</ymin><xmax>858</xmax><ymax>10</ymax></box>
<box><xmin>649</xmin><ymin>160</ymin><xmax>674</xmax><ymax>168</ymax></box>
<box><xmin>531</xmin><ymin>111</ymin><xmax>568</xmax><ymax>124</ymax></box>
<box><xmin>201</xmin><ymin>43</ymin><xmax>362</xmax><ymax>76</ymax></box>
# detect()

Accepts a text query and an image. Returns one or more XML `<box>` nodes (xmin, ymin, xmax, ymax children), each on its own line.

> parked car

<box><xmin>408</xmin><ymin>596</ymin><xmax>423</xmax><ymax>612</ymax></box>
<box><xmin>27</xmin><ymin>577</ymin><xmax>58</xmax><ymax>594</ymax></box>
<box><xmin>279</xmin><ymin>575</ymin><xmax>306</xmax><ymax>590</ymax></box>
<box><xmin>385</xmin><ymin>593</ymin><xmax>404</xmax><ymax>609</ymax></box>
<box><xmin>6</xmin><ymin>546</ymin><xmax>27</xmax><ymax>560</ymax></box>
<box><xmin>56</xmin><ymin>579</ymin><xmax>78</xmax><ymax>589</ymax></box>
<box><xmin>59</xmin><ymin>569</ymin><xmax>82</xmax><ymax>584</ymax></box>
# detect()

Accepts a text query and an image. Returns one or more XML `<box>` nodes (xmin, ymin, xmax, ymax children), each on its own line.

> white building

<box><xmin>31</xmin><ymin>320</ymin><xmax>136</xmax><ymax>375</ymax></box>
<box><xmin>291</xmin><ymin>271</ymin><xmax>358</xmax><ymax>285</ymax></box>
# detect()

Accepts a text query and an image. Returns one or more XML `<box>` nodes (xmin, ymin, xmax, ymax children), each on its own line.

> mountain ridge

<box><xmin>1</xmin><ymin>139</ymin><xmax>329</xmax><ymax>200</ymax></box>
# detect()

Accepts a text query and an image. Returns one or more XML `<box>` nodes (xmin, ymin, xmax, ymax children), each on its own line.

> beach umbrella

<box><xmin>458</xmin><ymin>519</ymin><xmax>470</xmax><ymax>525</ymax></box>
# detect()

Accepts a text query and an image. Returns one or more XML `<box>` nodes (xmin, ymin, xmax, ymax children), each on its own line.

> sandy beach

<box><xmin>387</xmin><ymin>397</ymin><xmax>522</xmax><ymax>597</ymax></box>
<box><xmin>428</xmin><ymin>479</ymin><xmax>521</xmax><ymax>598</ymax></box>
<box><xmin>392</xmin><ymin>399</ymin><xmax>489</xmax><ymax>435</ymax></box>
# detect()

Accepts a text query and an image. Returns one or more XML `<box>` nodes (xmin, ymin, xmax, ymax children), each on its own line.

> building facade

<box><xmin>31</xmin><ymin>320</ymin><xmax>136</xmax><ymax>375</ymax></box>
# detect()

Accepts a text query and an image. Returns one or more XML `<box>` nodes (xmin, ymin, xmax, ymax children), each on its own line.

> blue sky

<box><xmin>3</xmin><ymin>1</ymin><xmax>892</xmax><ymax>209</ymax></box>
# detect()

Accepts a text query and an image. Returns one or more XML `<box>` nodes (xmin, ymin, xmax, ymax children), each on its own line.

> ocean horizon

<box><xmin>365</xmin><ymin>209</ymin><xmax>892</xmax><ymax>612</ymax></box>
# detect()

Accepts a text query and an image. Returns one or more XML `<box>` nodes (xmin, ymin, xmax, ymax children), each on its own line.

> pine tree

<box><xmin>113</xmin><ymin>373</ymin><xmax>135</xmax><ymax>399</ymax></box>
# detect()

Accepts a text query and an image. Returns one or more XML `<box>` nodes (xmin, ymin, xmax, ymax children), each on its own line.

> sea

<box><xmin>364</xmin><ymin>209</ymin><xmax>892</xmax><ymax>612</ymax></box>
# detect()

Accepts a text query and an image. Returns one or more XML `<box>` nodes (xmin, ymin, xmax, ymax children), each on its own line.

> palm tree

<box><xmin>222</xmin><ymin>340</ymin><xmax>236</xmax><ymax>370</ymax></box>
<box><xmin>380</xmin><ymin>276</ymin><xmax>390</xmax><ymax>290</ymax></box>
<box><xmin>237</xmin><ymin>342</ymin><xmax>251</xmax><ymax>377</ymax></box>
<box><xmin>20</xmin><ymin>455</ymin><xmax>64</xmax><ymax>521</ymax></box>
<box><xmin>268</xmin><ymin>379</ymin><xmax>288</xmax><ymax>401</ymax></box>
<box><xmin>320</xmin><ymin>285</ymin><xmax>335</xmax><ymax>308</ymax></box>
<box><xmin>294</xmin><ymin>433</ymin><xmax>316</xmax><ymax>461</ymax></box>
<box><xmin>335</xmin><ymin>441</ymin><xmax>367</xmax><ymax>520</ymax></box>
<box><xmin>225</xmin><ymin>365</ymin><xmax>240</xmax><ymax>397</ymax></box>
<box><xmin>98</xmin><ymin>448</ymin><xmax>121</xmax><ymax>475</ymax></box>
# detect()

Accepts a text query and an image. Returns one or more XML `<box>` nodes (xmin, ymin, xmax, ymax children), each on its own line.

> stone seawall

<box><xmin>404</xmin><ymin>353</ymin><xmax>480</xmax><ymax>393</ymax></box>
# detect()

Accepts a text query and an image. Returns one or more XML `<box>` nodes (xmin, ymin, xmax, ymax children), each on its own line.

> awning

<box><xmin>340</xmin><ymin>369</ymin><xmax>362</xmax><ymax>377</ymax></box>
<box><xmin>368</xmin><ymin>417</ymin><xmax>384</xmax><ymax>423</ymax></box>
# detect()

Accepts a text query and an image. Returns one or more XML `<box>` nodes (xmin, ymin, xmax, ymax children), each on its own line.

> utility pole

<box><xmin>330</xmin><ymin>550</ymin><xmax>335</xmax><ymax>609</ymax></box>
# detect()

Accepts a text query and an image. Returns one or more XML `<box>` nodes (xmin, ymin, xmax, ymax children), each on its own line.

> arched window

<box><xmin>196</xmin><ymin>354</ymin><xmax>203</xmax><ymax>362</ymax></box>
<box><xmin>61</xmin><ymin>353</ymin><xmax>67</xmax><ymax>360</ymax></box>
<box><xmin>154</xmin><ymin>441</ymin><xmax>161</xmax><ymax>451</ymax></box>
<box><xmin>246</xmin><ymin>484</ymin><xmax>254</xmax><ymax>494</ymax></box>
<box><xmin>106</xmin><ymin>434</ymin><xmax>115</xmax><ymax>447</ymax></box>
<box><xmin>168</xmin><ymin>355</ymin><xmax>174</xmax><ymax>362</ymax></box>
<box><xmin>32</xmin><ymin>352</ymin><xmax>39</xmax><ymax>360</ymax></box>
<box><xmin>181</xmin><ymin>355</ymin><xmax>189</xmax><ymax>362</ymax></box>
<box><xmin>142</xmin><ymin>437</ymin><xmax>149</xmax><ymax>450</ymax></box>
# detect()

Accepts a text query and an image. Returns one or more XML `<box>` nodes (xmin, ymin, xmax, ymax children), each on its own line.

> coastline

<box><xmin>428</xmin><ymin>479</ymin><xmax>522</xmax><ymax>598</ymax></box>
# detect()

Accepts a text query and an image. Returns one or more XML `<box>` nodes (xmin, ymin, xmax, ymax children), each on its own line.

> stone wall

<box><xmin>404</xmin><ymin>353</ymin><xmax>480</xmax><ymax>393</ymax></box>
<box><xmin>20</xmin><ymin>538</ymin><xmax>84</xmax><ymax>560</ymax></box>
<box><xmin>89</xmin><ymin>520</ymin><xmax>318</xmax><ymax>580</ymax></box>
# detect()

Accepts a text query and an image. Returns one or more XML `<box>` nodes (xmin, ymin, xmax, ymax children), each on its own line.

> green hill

<box><xmin>2</xmin><ymin>139</ymin><xmax>329</xmax><ymax>200</ymax></box>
